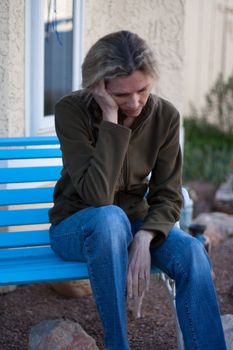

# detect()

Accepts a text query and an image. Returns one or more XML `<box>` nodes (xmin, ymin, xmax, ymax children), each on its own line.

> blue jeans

<box><xmin>49</xmin><ymin>205</ymin><xmax>226</xmax><ymax>350</ymax></box>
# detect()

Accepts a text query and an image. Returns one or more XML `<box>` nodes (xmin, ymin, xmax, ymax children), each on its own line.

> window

<box><xmin>26</xmin><ymin>0</ymin><xmax>84</xmax><ymax>135</ymax></box>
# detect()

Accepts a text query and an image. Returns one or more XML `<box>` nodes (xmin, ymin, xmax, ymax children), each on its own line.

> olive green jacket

<box><xmin>49</xmin><ymin>91</ymin><xmax>183</xmax><ymax>246</ymax></box>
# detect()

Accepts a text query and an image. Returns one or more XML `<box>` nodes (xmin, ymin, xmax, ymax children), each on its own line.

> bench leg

<box><xmin>160</xmin><ymin>273</ymin><xmax>185</xmax><ymax>350</ymax></box>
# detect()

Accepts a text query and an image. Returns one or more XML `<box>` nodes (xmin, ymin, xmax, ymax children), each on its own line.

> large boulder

<box><xmin>193</xmin><ymin>212</ymin><xmax>233</xmax><ymax>246</ymax></box>
<box><xmin>28</xmin><ymin>319</ymin><xmax>99</xmax><ymax>350</ymax></box>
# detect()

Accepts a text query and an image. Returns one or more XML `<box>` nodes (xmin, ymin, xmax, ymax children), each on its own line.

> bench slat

<box><xmin>0</xmin><ymin>247</ymin><xmax>88</xmax><ymax>285</ymax></box>
<box><xmin>0</xmin><ymin>230</ymin><xmax>50</xmax><ymax>248</ymax></box>
<box><xmin>0</xmin><ymin>166</ymin><xmax>62</xmax><ymax>183</ymax></box>
<box><xmin>0</xmin><ymin>148</ymin><xmax>61</xmax><ymax>160</ymax></box>
<box><xmin>0</xmin><ymin>136</ymin><xmax>59</xmax><ymax>147</ymax></box>
<box><xmin>0</xmin><ymin>246</ymin><xmax>56</xmax><ymax>259</ymax></box>
<box><xmin>0</xmin><ymin>208</ymin><xmax>50</xmax><ymax>226</ymax></box>
<box><xmin>0</xmin><ymin>187</ymin><xmax>54</xmax><ymax>205</ymax></box>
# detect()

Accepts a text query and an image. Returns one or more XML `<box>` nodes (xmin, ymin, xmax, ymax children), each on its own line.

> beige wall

<box><xmin>84</xmin><ymin>0</ymin><xmax>185</xmax><ymax>114</ymax></box>
<box><xmin>0</xmin><ymin>0</ymin><xmax>25</xmax><ymax>137</ymax></box>
<box><xmin>184</xmin><ymin>0</ymin><xmax>233</xmax><ymax>116</ymax></box>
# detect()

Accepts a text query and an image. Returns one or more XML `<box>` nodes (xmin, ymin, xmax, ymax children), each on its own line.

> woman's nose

<box><xmin>127</xmin><ymin>94</ymin><xmax>140</xmax><ymax>108</ymax></box>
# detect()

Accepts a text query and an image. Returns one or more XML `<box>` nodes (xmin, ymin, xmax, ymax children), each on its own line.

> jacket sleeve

<box><xmin>55</xmin><ymin>97</ymin><xmax>131</xmax><ymax>206</ymax></box>
<box><xmin>141</xmin><ymin>111</ymin><xmax>183</xmax><ymax>246</ymax></box>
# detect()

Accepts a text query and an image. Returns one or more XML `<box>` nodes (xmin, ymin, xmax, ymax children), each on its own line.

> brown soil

<box><xmin>0</xmin><ymin>238</ymin><xmax>232</xmax><ymax>350</ymax></box>
<box><xmin>0</xmin><ymin>181</ymin><xmax>232</xmax><ymax>350</ymax></box>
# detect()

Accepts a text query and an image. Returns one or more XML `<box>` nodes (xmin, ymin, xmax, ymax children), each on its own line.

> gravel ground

<box><xmin>0</xmin><ymin>236</ymin><xmax>232</xmax><ymax>350</ymax></box>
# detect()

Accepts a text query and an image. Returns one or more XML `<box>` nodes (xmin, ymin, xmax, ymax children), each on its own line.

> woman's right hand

<box><xmin>92</xmin><ymin>81</ymin><xmax>119</xmax><ymax>124</ymax></box>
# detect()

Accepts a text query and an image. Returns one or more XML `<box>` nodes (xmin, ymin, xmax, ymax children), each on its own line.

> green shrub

<box><xmin>204</xmin><ymin>73</ymin><xmax>233</xmax><ymax>132</ymax></box>
<box><xmin>183</xmin><ymin>117</ymin><xmax>233</xmax><ymax>184</ymax></box>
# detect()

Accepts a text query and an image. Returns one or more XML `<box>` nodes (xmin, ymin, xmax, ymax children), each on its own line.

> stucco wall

<box><xmin>0</xmin><ymin>0</ymin><xmax>25</xmax><ymax>137</ymax></box>
<box><xmin>184</xmin><ymin>0</ymin><xmax>233</xmax><ymax>116</ymax></box>
<box><xmin>84</xmin><ymin>0</ymin><xmax>185</xmax><ymax>114</ymax></box>
<box><xmin>0</xmin><ymin>0</ymin><xmax>185</xmax><ymax>137</ymax></box>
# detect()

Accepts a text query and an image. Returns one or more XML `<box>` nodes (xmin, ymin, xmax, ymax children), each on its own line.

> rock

<box><xmin>28</xmin><ymin>319</ymin><xmax>99</xmax><ymax>350</ymax></box>
<box><xmin>193</xmin><ymin>212</ymin><xmax>233</xmax><ymax>245</ymax></box>
<box><xmin>221</xmin><ymin>314</ymin><xmax>233</xmax><ymax>350</ymax></box>
<box><xmin>187</xmin><ymin>180</ymin><xmax>217</xmax><ymax>216</ymax></box>
<box><xmin>49</xmin><ymin>280</ymin><xmax>92</xmax><ymax>298</ymax></box>
<box><xmin>215</xmin><ymin>174</ymin><xmax>233</xmax><ymax>202</ymax></box>
<box><xmin>0</xmin><ymin>285</ymin><xmax>17</xmax><ymax>294</ymax></box>
<box><xmin>214</xmin><ymin>174</ymin><xmax>233</xmax><ymax>214</ymax></box>
<box><xmin>203</xmin><ymin>224</ymin><xmax>224</xmax><ymax>247</ymax></box>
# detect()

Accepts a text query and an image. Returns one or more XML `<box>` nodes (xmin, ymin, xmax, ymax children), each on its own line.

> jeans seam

<box><xmin>84</xmin><ymin>239</ymin><xmax>111</xmax><ymax>346</ymax></box>
<box><xmin>184</xmin><ymin>297</ymin><xmax>199</xmax><ymax>349</ymax></box>
<box><xmin>50</xmin><ymin>230</ymin><xmax>80</xmax><ymax>238</ymax></box>
<box><xmin>161</xmin><ymin>249</ymin><xmax>200</xmax><ymax>349</ymax></box>
<box><xmin>157</xmin><ymin>248</ymin><xmax>200</xmax><ymax>349</ymax></box>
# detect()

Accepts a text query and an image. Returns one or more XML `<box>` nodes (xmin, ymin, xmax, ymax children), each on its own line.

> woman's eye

<box><xmin>114</xmin><ymin>94</ymin><xmax>128</xmax><ymax>98</ymax></box>
<box><xmin>139</xmin><ymin>88</ymin><xmax>147</xmax><ymax>94</ymax></box>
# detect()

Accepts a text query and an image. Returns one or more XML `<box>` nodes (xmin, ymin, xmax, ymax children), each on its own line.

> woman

<box><xmin>49</xmin><ymin>31</ymin><xmax>226</xmax><ymax>350</ymax></box>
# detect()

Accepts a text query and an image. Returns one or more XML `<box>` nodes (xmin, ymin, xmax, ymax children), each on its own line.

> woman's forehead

<box><xmin>106</xmin><ymin>71</ymin><xmax>153</xmax><ymax>93</ymax></box>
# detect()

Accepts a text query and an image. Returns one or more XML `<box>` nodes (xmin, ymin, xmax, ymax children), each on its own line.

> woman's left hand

<box><xmin>127</xmin><ymin>230</ymin><xmax>154</xmax><ymax>299</ymax></box>
<box><xmin>92</xmin><ymin>81</ymin><xmax>119</xmax><ymax>124</ymax></box>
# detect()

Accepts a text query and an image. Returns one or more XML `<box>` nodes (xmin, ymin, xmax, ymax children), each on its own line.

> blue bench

<box><xmin>0</xmin><ymin>136</ymin><xmax>186</xmax><ymax>349</ymax></box>
<box><xmin>0</xmin><ymin>136</ymin><xmax>89</xmax><ymax>286</ymax></box>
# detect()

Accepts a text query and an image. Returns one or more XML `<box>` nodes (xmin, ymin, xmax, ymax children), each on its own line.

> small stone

<box><xmin>221</xmin><ymin>314</ymin><xmax>233</xmax><ymax>350</ymax></box>
<box><xmin>28</xmin><ymin>319</ymin><xmax>99</xmax><ymax>350</ymax></box>
<box><xmin>0</xmin><ymin>285</ymin><xmax>17</xmax><ymax>294</ymax></box>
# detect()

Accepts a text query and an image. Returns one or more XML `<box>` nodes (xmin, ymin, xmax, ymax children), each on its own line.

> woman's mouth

<box><xmin>124</xmin><ymin>107</ymin><xmax>142</xmax><ymax>116</ymax></box>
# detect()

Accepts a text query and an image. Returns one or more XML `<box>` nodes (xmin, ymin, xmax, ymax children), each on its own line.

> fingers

<box><xmin>127</xmin><ymin>234</ymin><xmax>152</xmax><ymax>299</ymax></box>
<box><xmin>92</xmin><ymin>80</ymin><xmax>105</xmax><ymax>96</ymax></box>
<box><xmin>145</xmin><ymin>263</ymin><xmax>150</xmax><ymax>291</ymax></box>
<box><xmin>138</xmin><ymin>273</ymin><xmax>147</xmax><ymax>297</ymax></box>
<box><xmin>128</xmin><ymin>267</ymin><xmax>149</xmax><ymax>298</ymax></box>
<box><xmin>132</xmin><ymin>268</ymin><xmax>140</xmax><ymax>297</ymax></box>
<box><xmin>127</xmin><ymin>258</ymin><xmax>150</xmax><ymax>298</ymax></box>
<box><xmin>91</xmin><ymin>81</ymin><xmax>118</xmax><ymax>123</ymax></box>
<box><xmin>92</xmin><ymin>81</ymin><xmax>106</xmax><ymax>103</ymax></box>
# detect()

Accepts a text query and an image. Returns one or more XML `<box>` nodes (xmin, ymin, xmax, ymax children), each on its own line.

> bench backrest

<box><xmin>0</xmin><ymin>136</ymin><xmax>62</xmax><ymax>249</ymax></box>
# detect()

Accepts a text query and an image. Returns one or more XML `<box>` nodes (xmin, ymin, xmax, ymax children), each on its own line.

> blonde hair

<box><xmin>82</xmin><ymin>30</ymin><xmax>157</xmax><ymax>90</ymax></box>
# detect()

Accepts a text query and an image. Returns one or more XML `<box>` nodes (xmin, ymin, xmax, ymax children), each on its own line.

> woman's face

<box><xmin>106</xmin><ymin>70</ymin><xmax>154</xmax><ymax>118</ymax></box>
